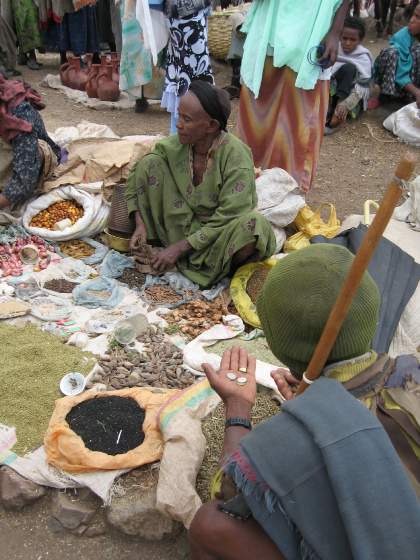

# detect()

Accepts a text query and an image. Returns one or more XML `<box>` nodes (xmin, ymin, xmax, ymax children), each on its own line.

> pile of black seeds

<box><xmin>119</xmin><ymin>268</ymin><xmax>146</xmax><ymax>290</ymax></box>
<box><xmin>66</xmin><ymin>396</ymin><xmax>145</xmax><ymax>455</ymax></box>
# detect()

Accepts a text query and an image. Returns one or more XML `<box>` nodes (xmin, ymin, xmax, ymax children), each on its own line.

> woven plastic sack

<box><xmin>72</xmin><ymin>277</ymin><xmax>123</xmax><ymax>309</ymax></box>
<box><xmin>44</xmin><ymin>387</ymin><xmax>175</xmax><ymax>473</ymax></box>
<box><xmin>230</xmin><ymin>258</ymin><xmax>277</xmax><ymax>328</ymax></box>
<box><xmin>22</xmin><ymin>186</ymin><xmax>109</xmax><ymax>242</ymax></box>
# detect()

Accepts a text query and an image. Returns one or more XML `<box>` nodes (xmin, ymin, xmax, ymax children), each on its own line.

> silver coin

<box><xmin>237</xmin><ymin>377</ymin><xmax>248</xmax><ymax>386</ymax></box>
<box><xmin>226</xmin><ymin>372</ymin><xmax>237</xmax><ymax>381</ymax></box>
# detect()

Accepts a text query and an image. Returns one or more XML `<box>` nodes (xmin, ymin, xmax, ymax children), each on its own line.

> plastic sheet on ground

<box><xmin>73</xmin><ymin>277</ymin><xmax>124</xmax><ymax>309</ymax></box>
<box><xmin>3</xmin><ymin>446</ymin><xmax>127</xmax><ymax>504</ymax></box>
<box><xmin>42</xmin><ymin>74</ymin><xmax>136</xmax><ymax>110</ymax></box>
<box><xmin>183</xmin><ymin>319</ymin><xmax>281</xmax><ymax>392</ymax></box>
<box><xmin>100</xmin><ymin>250</ymin><xmax>134</xmax><ymax>278</ymax></box>
<box><xmin>340</xmin><ymin>215</ymin><xmax>420</xmax><ymax>356</ymax></box>
<box><xmin>49</xmin><ymin>121</ymin><xmax>119</xmax><ymax>148</ymax></box>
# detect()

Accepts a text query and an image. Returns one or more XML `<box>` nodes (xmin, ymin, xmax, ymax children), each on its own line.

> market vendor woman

<box><xmin>0</xmin><ymin>74</ymin><xmax>61</xmax><ymax>209</ymax></box>
<box><xmin>126</xmin><ymin>80</ymin><xmax>276</xmax><ymax>288</ymax></box>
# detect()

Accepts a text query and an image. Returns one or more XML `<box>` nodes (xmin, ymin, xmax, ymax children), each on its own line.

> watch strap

<box><xmin>225</xmin><ymin>417</ymin><xmax>252</xmax><ymax>431</ymax></box>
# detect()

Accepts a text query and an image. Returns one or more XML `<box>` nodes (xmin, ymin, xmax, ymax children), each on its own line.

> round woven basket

<box><xmin>208</xmin><ymin>6</ymin><xmax>244</xmax><ymax>61</ymax></box>
<box><xmin>108</xmin><ymin>183</ymin><xmax>134</xmax><ymax>235</ymax></box>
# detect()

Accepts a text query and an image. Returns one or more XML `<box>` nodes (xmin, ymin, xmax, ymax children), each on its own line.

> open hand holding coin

<box><xmin>202</xmin><ymin>346</ymin><xmax>256</xmax><ymax>409</ymax></box>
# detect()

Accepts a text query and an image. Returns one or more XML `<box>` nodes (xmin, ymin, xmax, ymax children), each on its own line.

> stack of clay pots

<box><xmin>60</xmin><ymin>53</ymin><xmax>120</xmax><ymax>102</ymax></box>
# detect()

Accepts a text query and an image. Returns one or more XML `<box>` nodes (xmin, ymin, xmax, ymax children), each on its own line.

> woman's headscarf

<box><xmin>189</xmin><ymin>80</ymin><xmax>232</xmax><ymax>131</ymax></box>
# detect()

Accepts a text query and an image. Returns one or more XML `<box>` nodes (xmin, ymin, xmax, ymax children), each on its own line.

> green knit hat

<box><xmin>256</xmin><ymin>245</ymin><xmax>380</xmax><ymax>377</ymax></box>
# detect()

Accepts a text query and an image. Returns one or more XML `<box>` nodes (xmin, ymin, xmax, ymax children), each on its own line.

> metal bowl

<box><xmin>104</xmin><ymin>228</ymin><xmax>130</xmax><ymax>253</ymax></box>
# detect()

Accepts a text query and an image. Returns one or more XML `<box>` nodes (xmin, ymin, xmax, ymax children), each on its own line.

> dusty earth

<box><xmin>2</xmin><ymin>25</ymin><xmax>420</xmax><ymax>560</ymax></box>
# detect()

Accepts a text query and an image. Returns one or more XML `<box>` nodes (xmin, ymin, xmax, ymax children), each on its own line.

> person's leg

<box><xmin>231</xmin><ymin>241</ymin><xmax>258</xmax><ymax>271</ymax></box>
<box><xmin>189</xmin><ymin>501</ymin><xmax>285</xmax><ymax>560</ymax></box>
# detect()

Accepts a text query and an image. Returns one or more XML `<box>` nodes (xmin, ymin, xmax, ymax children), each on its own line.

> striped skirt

<box><xmin>238</xmin><ymin>59</ymin><xmax>329</xmax><ymax>193</ymax></box>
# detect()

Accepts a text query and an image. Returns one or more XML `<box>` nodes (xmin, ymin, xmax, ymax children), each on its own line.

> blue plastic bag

<box><xmin>100</xmin><ymin>250</ymin><xmax>135</xmax><ymax>279</ymax></box>
<box><xmin>73</xmin><ymin>277</ymin><xmax>124</xmax><ymax>309</ymax></box>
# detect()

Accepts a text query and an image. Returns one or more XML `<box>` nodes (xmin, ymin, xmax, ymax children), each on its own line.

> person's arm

<box><xmin>319</xmin><ymin>0</ymin><xmax>351</xmax><ymax>67</ymax></box>
<box><xmin>202</xmin><ymin>347</ymin><xmax>256</xmax><ymax>464</ymax></box>
<box><xmin>404</xmin><ymin>82</ymin><xmax>420</xmax><ymax>107</ymax></box>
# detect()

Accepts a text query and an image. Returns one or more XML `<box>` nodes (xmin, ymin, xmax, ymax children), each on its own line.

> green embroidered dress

<box><xmin>126</xmin><ymin>133</ymin><xmax>276</xmax><ymax>288</ymax></box>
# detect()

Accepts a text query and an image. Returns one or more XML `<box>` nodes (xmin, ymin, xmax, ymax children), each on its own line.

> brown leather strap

<box><xmin>343</xmin><ymin>354</ymin><xmax>393</xmax><ymax>392</ymax></box>
<box><xmin>376</xmin><ymin>407</ymin><xmax>420</xmax><ymax>484</ymax></box>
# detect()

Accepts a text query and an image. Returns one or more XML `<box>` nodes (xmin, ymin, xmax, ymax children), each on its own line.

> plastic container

<box><xmin>60</xmin><ymin>372</ymin><xmax>86</xmax><ymax>396</ymax></box>
<box><xmin>113</xmin><ymin>313</ymin><xmax>148</xmax><ymax>345</ymax></box>
<box><xmin>19</xmin><ymin>244</ymin><xmax>39</xmax><ymax>264</ymax></box>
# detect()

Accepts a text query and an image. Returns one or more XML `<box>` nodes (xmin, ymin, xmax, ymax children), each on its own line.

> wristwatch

<box><xmin>225</xmin><ymin>417</ymin><xmax>252</xmax><ymax>431</ymax></box>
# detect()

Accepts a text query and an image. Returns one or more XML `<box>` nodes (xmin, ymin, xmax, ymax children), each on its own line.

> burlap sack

<box><xmin>44</xmin><ymin>387</ymin><xmax>176</xmax><ymax>473</ymax></box>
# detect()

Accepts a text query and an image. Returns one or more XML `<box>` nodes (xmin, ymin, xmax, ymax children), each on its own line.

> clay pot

<box><xmin>111</xmin><ymin>59</ymin><xmax>120</xmax><ymax>84</ymax></box>
<box><xmin>84</xmin><ymin>53</ymin><xmax>93</xmax><ymax>70</ymax></box>
<box><xmin>97</xmin><ymin>64</ymin><xmax>120</xmax><ymax>102</ymax></box>
<box><xmin>59</xmin><ymin>62</ymin><xmax>71</xmax><ymax>87</ymax></box>
<box><xmin>86</xmin><ymin>64</ymin><xmax>100</xmax><ymax>98</ymax></box>
<box><xmin>66</xmin><ymin>57</ymin><xmax>88</xmax><ymax>91</ymax></box>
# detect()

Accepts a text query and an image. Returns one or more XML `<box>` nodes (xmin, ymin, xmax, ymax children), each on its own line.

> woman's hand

<box><xmin>151</xmin><ymin>239</ymin><xmax>191</xmax><ymax>273</ymax></box>
<box><xmin>202</xmin><ymin>347</ymin><xmax>257</xmax><ymax>411</ymax></box>
<box><xmin>129</xmin><ymin>222</ymin><xmax>147</xmax><ymax>251</ymax></box>
<box><xmin>270</xmin><ymin>368</ymin><xmax>299</xmax><ymax>401</ymax></box>
<box><xmin>319</xmin><ymin>31</ymin><xmax>340</xmax><ymax>67</ymax></box>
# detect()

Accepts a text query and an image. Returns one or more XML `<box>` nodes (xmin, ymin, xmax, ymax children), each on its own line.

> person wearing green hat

<box><xmin>189</xmin><ymin>244</ymin><xmax>420</xmax><ymax>560</ymax></box>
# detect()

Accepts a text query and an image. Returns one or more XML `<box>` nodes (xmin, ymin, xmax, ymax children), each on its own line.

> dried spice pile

<box><xmin>196</xmin><ymin>393</ymin><xmax>280</xmax><ymax>503</ymax></box>
<box><xmin>119</xmin><ymin>268</ymin><xmax>146</xmax><ymax>290</ymax></box>
<box><xmin>246</xmin><ymin>266</ymin><xmax>270</xmax><ymax>304</ymax></box>
<box><xmin>30</xmin><ymin>201</ymin><xmax>84</xmax><ymax>229</ymax></box>
<box><xmin>44</xmin><ymin>279</ymin><xmax>78</xmax><ymax>293</ymax></box>
<box><xmin>164</xmin><ymin>297</ymin><xmax>227</xmax><ymax>339</ymax></box>
<box><xmin>59</xmin><ymin>240</ymin><xmax>95</xmax><ymax>259</ymax></box>
<box><xmin>66</xmin><ymin>396</ymin><xmax>145</xmax><ymax>455</ymax></box>
<box><xmin>93</xmin><ymin>327</ymin><xmax>195</xmax><ymax>390</ymax></box>
<box><xmin>0</xmin><ymin>323</ymin><xmax>94</xmax><ymax>454</ymax></box>
<box><xmin>143</xmin><ymin>285</ymin><xmax>186</xmax><ymax>306</ymax></box>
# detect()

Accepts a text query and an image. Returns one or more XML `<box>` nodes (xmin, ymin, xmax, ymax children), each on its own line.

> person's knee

<box><xmin>189</xmin><ymin>501</ymin><xmax>226</xmax><ymax>549</ymax></box>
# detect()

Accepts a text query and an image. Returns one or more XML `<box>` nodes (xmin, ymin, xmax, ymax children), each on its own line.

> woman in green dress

<box><xmin>11</xmin><ymin>0</ymin><xmax>43</xmax><ymax>69</ymax></box>
<box><xmin>126</xmin><ymin>80</ymin><xmax>276</xmax><ymax>288</ymax></box>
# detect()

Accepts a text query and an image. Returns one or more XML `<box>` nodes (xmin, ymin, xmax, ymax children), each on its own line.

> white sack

<box><xmin>256</xmin><ymin>168</ymin><xmax>305</xmax><ymax>251</ymax></box>
<box><xmin>22</xmin><ymin>186</ymin><xmax>109</xmax><ymax>241</ymax></box>
<box><xmin>393</xmin><ymin>175</ymin><xmax>420</xmax><ymax>231</ymax></box>
<box><xmin>383</xmin><ymin>102</ymin><xmax>420</xmax><ymax>145</ymax></box>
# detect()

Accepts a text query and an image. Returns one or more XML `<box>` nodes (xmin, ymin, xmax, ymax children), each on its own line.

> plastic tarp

<box><xmin>311</xmin><ymin>223</ymin><xmax>420</xmax><ymax>354</ymax></box>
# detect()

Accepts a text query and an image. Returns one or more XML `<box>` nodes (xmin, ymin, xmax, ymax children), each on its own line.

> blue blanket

<box><xmin>226</xmin><ymin>378</ymin><xmax>420</xmax><ymax>560</ymax></box>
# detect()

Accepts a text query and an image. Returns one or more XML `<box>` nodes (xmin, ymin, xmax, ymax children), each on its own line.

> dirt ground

<box><xmin>2</xmin><ymin>25</ymin><xmax>420</xmax><ymax>560</ymax></box>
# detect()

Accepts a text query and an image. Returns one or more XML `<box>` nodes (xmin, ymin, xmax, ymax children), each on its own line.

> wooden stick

<box><xmin>296</xmin><ymin>154</ymin><xmax>416</xmax><ymax>396</ymax></box>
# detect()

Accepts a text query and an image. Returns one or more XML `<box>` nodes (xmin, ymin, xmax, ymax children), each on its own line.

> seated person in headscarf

<box><xmin>189</xmin><ymin>245</ymin><xmax>420</xmax><ymax>560</ymax></box>
<box><xmin>0</xmin><ymin>75</ymin><xmax>61</xmax><ymax>209</ymax></box>
<box><xmin>126</xmin><ymin>80</ymin><xmax>276</xmax><ymax>288</ymax></box>
<box><xmin>374</xmin><ymin>4</ymin><xmax>420</xmax><ymax>106</ymax></box>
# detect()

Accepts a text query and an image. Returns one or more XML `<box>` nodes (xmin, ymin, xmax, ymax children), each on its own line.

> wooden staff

<box><xmin>296</xmin><ymin>154</ymin><xmax>416</xmax><ymax>396</ymax></box>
